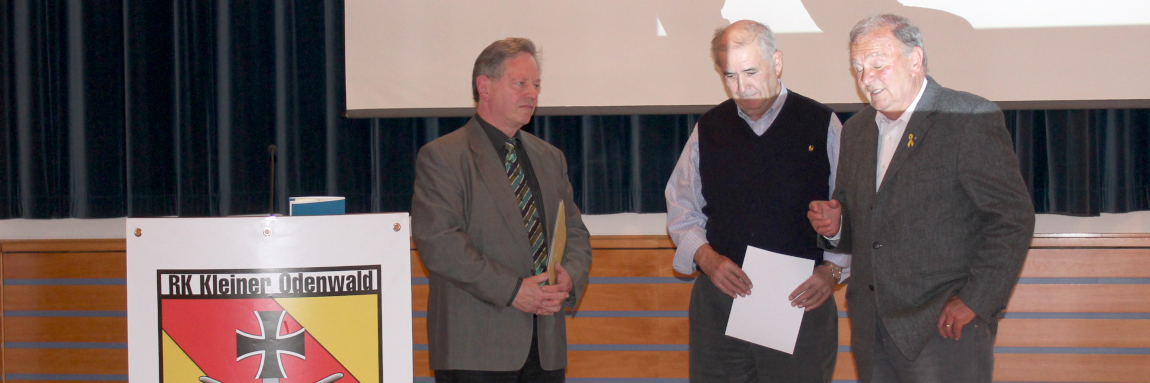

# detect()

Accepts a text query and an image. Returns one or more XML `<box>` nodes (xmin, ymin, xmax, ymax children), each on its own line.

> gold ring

<box><xmin>945</xmin><ymin>324</ymin><xmax>952</xmax><ymax>328</ymax></box>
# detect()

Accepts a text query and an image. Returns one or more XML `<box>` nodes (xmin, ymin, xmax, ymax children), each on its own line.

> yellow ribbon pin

<box><xmin>907</xmin><ymin>134</ymin><xmax>915</xmax><ymax>147</ymax></box>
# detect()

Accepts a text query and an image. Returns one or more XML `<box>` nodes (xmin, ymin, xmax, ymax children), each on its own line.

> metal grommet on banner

<box><xmin>393</xmin><ymin>223</ymin><xmax>401</xmax><ymax>232</ymax></box>
<box><xmin>134</xmin><ymin>228</ymin><xmax>142</xmax><ymax>237</ymax></box>
<box><xmin>263</xmin><ymin>215</ymin><xmax>276</xmax><ymax>237</ymax></box>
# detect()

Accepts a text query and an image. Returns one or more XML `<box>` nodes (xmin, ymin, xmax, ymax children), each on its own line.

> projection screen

<box><xmin>345</xmin><ymin>0</ymin><xmax>1150</xmax><ymax>117</ymax></box>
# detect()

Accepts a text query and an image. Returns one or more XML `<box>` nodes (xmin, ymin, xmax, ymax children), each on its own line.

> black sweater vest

<box><xmin>698</xmin><ymin>92</ymin><xmax>832</xmax><ymax>267</ymax></box>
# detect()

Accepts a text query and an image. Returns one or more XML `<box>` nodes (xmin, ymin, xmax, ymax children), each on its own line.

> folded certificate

<box><xmin>547</xmin><ymin>200</ymin><xmax>567</xmax><ymax>285</ymax></box>
<box><xmin>725</xmin><ymin>245</ymin><xmax>814</xmax><ymax>354</ymax></box>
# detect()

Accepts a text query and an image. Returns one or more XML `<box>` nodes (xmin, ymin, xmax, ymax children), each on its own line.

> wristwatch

<box><xmin>822</xmin><ymin>261</ymin><xmax>842</xmax><ymax>284</ymax></box>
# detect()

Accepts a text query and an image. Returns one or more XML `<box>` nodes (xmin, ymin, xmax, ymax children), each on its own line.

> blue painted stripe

<box><xmin>415</xmin><ymin>310</ymin><xmax>1150</xmax><ymax>320</ymax></box>
<box><xmin>414</xmin><ymin>277</ymin><xmax>697</xmax><ymax>285</ymax></box>
<box><xmin>4</xmin><ymin>373</ymin><xmax>127</xmax><ymax>381</ymax></box>
<box><xmin>840</xmin><ymin>312</ymin><xmax>1150</xmax><ymax>319</ymax></box>
<box><xmin>414</xmin><ymin>311</ymin><xmax>692</xmax><ymax>318</ymax></box>
<box><xmin>995</xmin><ymin>347</ymin><xmax>1150</xmax><ymax>355</ymax></box>
<box><xmin>410</xmin><ymin>277</ymin><xmax>1150</xmax><ymax>286</ymax></box>
<box><xmin>1002</xmin><ymin>312</ymin><xmax>1150</xmax><ymax>319</ymax></box>
<box><xmin>836</xmin><ymin>344</ymin><xmax>1150</xmax><ymax>355</ymax></box>
<box><xmin>418</xmin><ymin>380</ymin><xmax>1150</xmax><ymax>383</ymax></box>
<box><xmin>4</xmin><ymin>278</ymin><xmax>126</xmax><ymax>285</ymax></box>
<box><xmin>1017</xmin><ymin>277</ymin><xmax>1150</xmax><ymax>284</ymax></box>
<box><xmin>588</xmin><ymin>277</ymin><xmax>695</xmax><ymax>284</ymax></box>
<box><xmin>568</xmin><ymin>344</ymin><xmax>688</xmax><ymax>351</ymax></box>
<box><xmin>569</xmin><ymin>311</ymin><xmax>690</xmax><ymax>318</ymax></box>
<box><xmin>418</xmin><ymin>374</ymin><xmax>694</xmax><ymax>379</ymax></box>
<box><xmin>418</xmin><ymin>379</ymin><xmax>1148</xmax><ymax>383</ymax></box>
<box><xmin>415</xmin><ymin>343</ymin><xmax>1150</xmax><ymax>355</ymax></box>
<box><xmin>568</xmin><ymin>379</ymin><xmax>690</xmax><ymax>381</ymax></box>
<box><xmin>4</xmin><ymin>310</ymin><xmax>126</xmax><ymax>317</ymax></box>
<box><xmin>6</xmin><ymin>342</ymin><xmax>126</xmax><ymax>349</ymax></box>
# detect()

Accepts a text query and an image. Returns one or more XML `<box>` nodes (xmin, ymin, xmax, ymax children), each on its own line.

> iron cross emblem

<box><xmin>236</xmin><ymin>311</ymin><xmax>306</xmax><ymax>381</ymax></box>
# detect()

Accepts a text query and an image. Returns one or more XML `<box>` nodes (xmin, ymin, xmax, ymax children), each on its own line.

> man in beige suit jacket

<box><xmin>411</xmin><ymin>38</ymin><xmax>592</xmax><ymax>383</ymax></box>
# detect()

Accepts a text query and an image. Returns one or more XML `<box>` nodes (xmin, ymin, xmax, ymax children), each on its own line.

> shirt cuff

<box><xmin>672</xmin><ymin>231</ymin><xmax>707</xmax><ymax>275</ymax></box>
<box><xmin>822</xmin><ymin>252</ymin><xmax>851</xmax><ymax>282</ymax></box>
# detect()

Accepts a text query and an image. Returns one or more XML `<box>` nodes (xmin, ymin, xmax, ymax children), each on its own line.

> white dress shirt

<box><xmin>875</xmin><ymin>78</ymin><xmax>930</xmax><ymax>190</ymax></box>
<box><xmin>825</xmin><ymin>78</ymin><xmax>929</xmax><ymax>244</ymax></box>
<box><xmin>665</xmin><ymin>82</ymin><xmax>849</xmax><ymax>277</ymax></box>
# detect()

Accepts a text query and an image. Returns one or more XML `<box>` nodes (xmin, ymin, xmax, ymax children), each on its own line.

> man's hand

<box><xmin>808</xmin><ymin>200</ymin><xmax>842</xmax><ymax>237</ymax></box>
<box><xmin>937</xmin><ymin>295</ymin><xmax>977</xmax><ymax>339</ymax></box>
<box><xmin>512</xmin><ymin>274</ymin><xmax>568</xmax><ymax>315</ymax></box>
<box><xmin>695</xmin><ymin>244</ymin><xmax>752</xmax><ymax>298</ymax></box>
<box><xmin>539</xmin><ymin>263</ymin><xmax>574</xmax><ymax>313</ymax></box>
<box><xmin>789</xmin><ymin>265</ymin><xmax>835</xmax><ymax>311</ymax></box>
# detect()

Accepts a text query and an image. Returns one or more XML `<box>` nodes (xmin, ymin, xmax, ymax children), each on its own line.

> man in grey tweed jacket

<box><xmin>808</xmin><ymin>14</ymin><xmax>1034</xmax><ymax>383</ymax></box>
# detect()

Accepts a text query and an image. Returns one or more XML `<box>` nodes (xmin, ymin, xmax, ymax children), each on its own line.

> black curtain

<box><xmin>1</xmin><ymin>1</ymin><xmax>1147</xmax><ymax>219</ymax></box>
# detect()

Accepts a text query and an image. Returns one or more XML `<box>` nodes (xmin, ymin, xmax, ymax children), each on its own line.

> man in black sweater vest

<box><xmin>665</xmin><ymin>20</ymin><xmax>847</xmax><ymax>382</ymax></box>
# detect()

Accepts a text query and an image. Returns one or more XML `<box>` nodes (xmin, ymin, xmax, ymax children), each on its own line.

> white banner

<box><xmin>126</xmin><ymin>214</ymin><xmax>412</xmax><ymax>383</ymax></box>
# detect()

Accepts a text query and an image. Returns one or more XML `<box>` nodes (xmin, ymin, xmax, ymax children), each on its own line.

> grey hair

<box><xmin>849</xmin><ymin>14</ymin><xmax>927</xmax><ymax>69</ymax></box>
<box><xmin>471</xmin><ymin>37</ymin><xmax>540</xmax><ymax>102</ymax></box>
<box><xmin>711</xmin><ymin>20</ymin><xmax>777</xmax><ymax>66</ymax></box>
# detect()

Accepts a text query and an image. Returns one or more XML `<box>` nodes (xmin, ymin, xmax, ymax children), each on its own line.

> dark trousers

<box><xmin>689</xmin><ymin>272</ymin><xmax>838</xmax><ymax>383</ymax></box>
<box><xmin>434</xmin><ymin>318</ymin><xmax>565</xmax><ymax>383</ymax></box>
<box><xmin>870</xmin><ymin>316</ymin><xmax>994</xmax><ymax>383</ymax></box>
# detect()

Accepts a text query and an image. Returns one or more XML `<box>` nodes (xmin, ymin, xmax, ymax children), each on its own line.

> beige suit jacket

<box><xmin>411</xmin><ymin>118</ymin><xmax>592</xmax><ymax>371</ymax></box>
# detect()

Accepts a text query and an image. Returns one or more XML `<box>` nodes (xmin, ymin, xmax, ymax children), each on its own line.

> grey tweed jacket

<box><xmin>823</xmin><ymin>78</ymin><xmax>1034</xmax><ymax>381</ymax></box>
<box><xmin>411</xmin><ymin>118</ymin><xmax>592</xmax><ymax>371</ymax></box>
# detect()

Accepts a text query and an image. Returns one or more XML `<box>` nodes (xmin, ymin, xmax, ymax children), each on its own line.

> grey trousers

<box><xmin>689</xmin><ymin>272</ymin><xmax>838</xmax><ymax>383</ymax></box>
<box><xmin>870</xmin><ymin>316</ymin><xmax>994</xmax><ymax>383</ymax></box>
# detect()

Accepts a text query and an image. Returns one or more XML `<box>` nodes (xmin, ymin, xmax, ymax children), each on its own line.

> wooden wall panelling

<box><xmin>1006</xmin><ymin>284</ymin><xmax>1150</xmax><ymax>313</ymax></box>
<box><xmin>566</xmin><ymin>350</ymin><xmax>689</xmax><ymax>378</ymax></box>
<box><xmin>828</xmin><ymin>353</ymin><xmax>1150</xmax><ymax>382</ymax></box>
<box><xmin>1030</xmin><ymin>233</ymin><xmax>1150</xmax><ymax>248</ymax></box>
<box><xmin>837</xmin><ymin>318</ymin><xmax>1150</xmax><ymax>348</ymax></box>
<box><xmin>1020</xmin><ymin>248</ymin><xmax>1150</xmax><ymax>277</ymax></box>
<box><xmin>0</xmin><ymin>239</ymin><xmax>125</xmax><ymax>253</ymax></box>
<box><xmin>3</xmin><ymin>349</ymin><xmax>128</xmax><ymax>375</ymax></box>
<box><xmin>4</xmin><ymin>317</ymin><xmax>127</xmax><ymax>343</ymax></box>
<box><xmin>3</xmin><ymin>286</ymin><xmax>126</xmax><ymax>312</ymax></box>
<box><xmin>566</xmin><ymin>317</ymin><xmax>689</xmax><ymax>345</ymax></box>
<box><xmin>993</xmin><ymin>354</ymin><xmax>1150</xmax><ymax>382</ymax></box>
<box><xmin>3</xmin><ymin>253</ymin><xmax>126</xmax><ymax>279</ymax></box>
<box><xmin>4</xmin><ymin>234</ymin><xmax>1149</xmax><ymax>383</ymax></box>
<box><xmin>575</xmin><ymin>284</ymin><xmax>693</xmax><ymax>311</ymax></box>
<box><xmin>995</xmin><ymin>319</ymin><xmax>1150</xmax><ymax>348</ymax></box>
<box><xmin>2</xmin><ymin>239</ymin><xmax>128</xmax><ymax>382</ymax></box>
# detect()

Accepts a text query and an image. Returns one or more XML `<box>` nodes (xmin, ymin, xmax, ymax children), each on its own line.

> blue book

<box><xmin>289</xmin><ymin>197</ymin><xmax>346</xmax><ymax>216</ymax></box>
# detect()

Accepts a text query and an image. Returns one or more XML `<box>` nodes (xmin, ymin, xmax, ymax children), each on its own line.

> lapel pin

<box><xmin>907</xmin><ymin>134</ymin><xmax>915</xmax><ymax>147</ymax></box>
<box><xmin>808</xmin><ymin>145</ymin><xmax>814</xmax><ymax>152</ymax></box>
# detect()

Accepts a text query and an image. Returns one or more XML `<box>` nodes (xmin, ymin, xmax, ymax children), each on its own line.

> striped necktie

<box><xmin>503</xmin><ymin>139</ymin><xmax>549</xmax><ymax>276</ymax></box>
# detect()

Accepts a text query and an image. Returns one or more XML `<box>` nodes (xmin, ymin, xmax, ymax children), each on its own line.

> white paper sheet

<box><xmin>725</xmin><ymin>245</ymin><xmax>815</xmax><ymax>354</ymax></box>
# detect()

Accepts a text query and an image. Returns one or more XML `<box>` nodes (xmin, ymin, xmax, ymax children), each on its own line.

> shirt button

<box><xmin>873</xmin><ymin>242</ymin><xmax>882</xmax><ymax>249</ymax></box>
